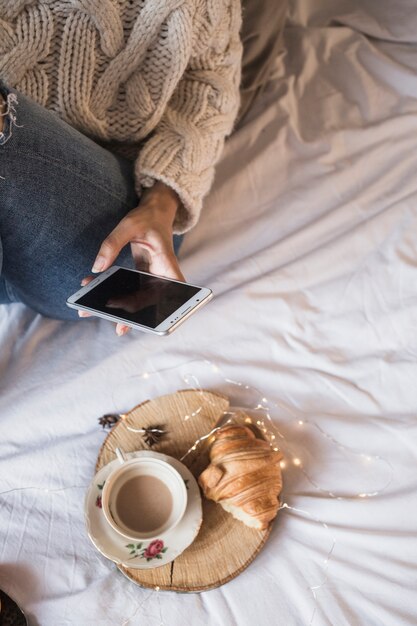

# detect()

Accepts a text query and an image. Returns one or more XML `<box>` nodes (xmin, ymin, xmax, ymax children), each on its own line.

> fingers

<box><xmin>78</xmin><ymin>276</ymin><xmax>94</xmax><ymax>317</ymax></box>
<box><xmin>116</xmin><ymin>323</ymin><xmax>130</xmax><ymax>336</ymax></box>
<box><xmin>81</xmin><ymin>276</ymin><xmax>94</xmax><ymax>286</ymax></box>
<box><xmin>79</xmin><ymin>276</ymin><xmax>130</xmax><ymax>335</ymax></box>
<box><xmin>92</xmin><ymin>217</ymin><xmax>139</xmax><ymax>273</ymax></box>
<box><xmin>79</xmin><ymin>309</ymin><xmax>130</xmax><ymax>336</ymax></box>
<box><xmin>93</xmin><ymin>199</ymin><xmax>185</xmax><ymax>282</ymax></box>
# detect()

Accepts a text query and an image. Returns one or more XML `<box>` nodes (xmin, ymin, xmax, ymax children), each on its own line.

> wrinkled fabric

<box><xmin>1</xmin><ymin>16</ymin><xmax>417</xmax><ymax>626</ymax></box>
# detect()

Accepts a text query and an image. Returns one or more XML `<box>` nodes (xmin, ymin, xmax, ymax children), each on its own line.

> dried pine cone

<box><xmin>98</xmin><ymin>414</ymin><xmax>120</xmax><ymax>429</ymax></box>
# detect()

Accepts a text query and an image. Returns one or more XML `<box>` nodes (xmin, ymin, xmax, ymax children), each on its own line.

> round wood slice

<box><xmin>96</xmin><ymin>389</ymin><xmax>272</xmax><ymax>592</ymax></box>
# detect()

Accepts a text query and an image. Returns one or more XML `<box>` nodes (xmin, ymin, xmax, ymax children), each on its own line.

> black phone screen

<box><xmin>76</xmin><ymin>269</ymin><xmax>200</xmax><ymax>328</ymax></box>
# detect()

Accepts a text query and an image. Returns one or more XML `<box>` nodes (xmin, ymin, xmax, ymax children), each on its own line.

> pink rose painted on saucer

<box><xmin>126</xmin><ymin>540</ymin><xmax>168</xmax><ymax>561</ymax></box>
<box><xmin>144</xmin><ymin>540</ymin><xmax>164</xmax><ymax>558</ymax></box>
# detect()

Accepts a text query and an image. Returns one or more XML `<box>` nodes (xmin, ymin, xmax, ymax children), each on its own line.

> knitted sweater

<box><xmin>0</xmin><ymin>0</ymin><xmax>242</xmax><ymax>233</ymax></box>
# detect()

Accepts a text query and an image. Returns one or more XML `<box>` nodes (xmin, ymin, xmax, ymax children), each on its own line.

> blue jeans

<box><xmin>0</xmin><ymin>81</ymin><xmax>183</xmax><ymax>321</ymax></box>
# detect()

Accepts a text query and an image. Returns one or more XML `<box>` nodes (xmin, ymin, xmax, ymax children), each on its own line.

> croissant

<box><xmin>198</xmin><ymin>424</ymin><xmax>283</xmax><ymax>530</ymax></box>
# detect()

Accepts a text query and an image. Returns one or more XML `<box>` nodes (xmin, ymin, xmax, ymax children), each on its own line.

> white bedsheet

<box><xmin>1</xmin><ymin>16</ymin><xmax>417</xmax><ymax>626</ymax></box>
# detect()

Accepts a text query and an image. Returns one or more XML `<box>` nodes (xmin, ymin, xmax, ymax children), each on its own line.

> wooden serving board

<box><xmin>96</xmin><ymin>389</ymin><xmax>272</xmax><ymax>592</ymax></box>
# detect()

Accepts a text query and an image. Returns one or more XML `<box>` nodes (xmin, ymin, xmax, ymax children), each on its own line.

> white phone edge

<box><xmin>66</xmin><ymin>265</ymin><xmax>213</xmax><ymax>336</ymax></box>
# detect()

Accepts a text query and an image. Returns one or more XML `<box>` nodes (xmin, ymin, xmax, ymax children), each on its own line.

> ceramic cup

<box><xmin>101</xmin><ymin>450</ymin><xmax>188</xmax><ymax>541</ymax></box>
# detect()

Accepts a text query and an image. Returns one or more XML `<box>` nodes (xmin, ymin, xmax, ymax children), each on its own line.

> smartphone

<box><xmin>66</xmin><ymin>266</ymin><xmax>213</xmax><ymax>335</ymax></box>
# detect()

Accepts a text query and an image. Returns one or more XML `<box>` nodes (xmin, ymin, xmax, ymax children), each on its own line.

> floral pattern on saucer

<box><xmin>84</xmin><ymin>451</ymin><xmax>202</xmax><ymax>570</ymax></box>
<box><xmin>126</xmin><ymin>539</ymin><xmax>168</xmax><ymax>561</ymax></box>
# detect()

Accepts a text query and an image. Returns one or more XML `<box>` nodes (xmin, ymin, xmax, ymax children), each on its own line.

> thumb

<box><xmin>92</xmin><ymin>222</ymin><xmax>132</xmax><ymax>273</ymax></box>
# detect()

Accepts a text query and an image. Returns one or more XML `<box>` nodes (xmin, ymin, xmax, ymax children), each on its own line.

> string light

<box><xmin>179</xmin><ymin>418</ymin><xmax>233</xmax><ymax>462</ymax></box>
<box><xmin>106</xmin><ymin>359</ymin><xmax>394</xmax><ymax>507</ymax></box>
<box><xmin>125</xmin><ymin>359</ymin><xmax>393</xmax><ymax>502</ymax></box>
<box><xmin>108</xmin><ymin>356</ymin><xmax>392</xmax><ymax>622</ymax></box>
<box><xmin>3</xmin><ymin>357</ymin><xmax>394</xmax><ymax>626</ymax></box>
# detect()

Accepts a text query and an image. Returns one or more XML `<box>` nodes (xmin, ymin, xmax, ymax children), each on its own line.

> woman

<box><xmin>0</xmin><ymin>0</ymin><xmax>286</xmax><ymax>335</ymax></box>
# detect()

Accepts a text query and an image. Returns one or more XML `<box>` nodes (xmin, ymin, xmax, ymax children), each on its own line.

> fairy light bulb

<box><xmin>7</xmin><ymin>356</ymin><xmax>394</xmax><ymax>614</ymax></box>
<box><xmin>119</xmin><ymin>359</ymin><xmax>391</xmax><ymax>503</ymax></box>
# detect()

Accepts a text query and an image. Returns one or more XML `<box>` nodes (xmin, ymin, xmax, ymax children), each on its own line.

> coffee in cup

<box><xmin>102</xmin><ymin>456</ymin><xmax>187</xmax><ymax>541</ymax></box>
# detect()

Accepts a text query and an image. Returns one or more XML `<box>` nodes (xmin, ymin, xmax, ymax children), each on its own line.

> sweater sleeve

<box><xmin>134</xmin><ymin>0</ymin><xmax>242</xmax><ymax>234</ymax></box>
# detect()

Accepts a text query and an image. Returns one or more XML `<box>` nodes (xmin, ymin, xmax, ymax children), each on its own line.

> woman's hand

<box><xmin>93</xmin><ymin>181</ymin><xmax>184</xmax><ymax>280</ymax></box>
<box><xmin>80</xmin><ymin>181</ymin><xmax>185</xmax><ymax>336</ymax></box>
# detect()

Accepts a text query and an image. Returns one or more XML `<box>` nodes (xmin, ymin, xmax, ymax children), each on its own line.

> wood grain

<box><xmin>96</xmin><ymin>390</ymin><xmax>271</xmax><ymax>592</ymax></box>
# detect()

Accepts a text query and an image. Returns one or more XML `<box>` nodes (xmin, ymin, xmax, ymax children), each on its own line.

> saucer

<box><xmin>84</xmin><ymin>450</ymin><xmax>202</xmax><ymax>569</ymax></box>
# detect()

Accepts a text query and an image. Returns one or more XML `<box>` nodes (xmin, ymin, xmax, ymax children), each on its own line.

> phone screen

<box><xmin>75</xmin><ymin>268</ymin><xmax>200</xmax><ymax>328</ymax></box>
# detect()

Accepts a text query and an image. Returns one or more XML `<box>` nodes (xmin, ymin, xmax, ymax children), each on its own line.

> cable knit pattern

<box><xmin>0</xmin><ymin>0</ymin><xmax>242</xmax><ymax>233</ymax></box>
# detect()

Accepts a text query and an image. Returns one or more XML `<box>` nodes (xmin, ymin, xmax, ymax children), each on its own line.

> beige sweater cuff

<box><xmin>134</xmin><ymin>160</ymin><xmax>205</xmax><ymax>235</ymax></box>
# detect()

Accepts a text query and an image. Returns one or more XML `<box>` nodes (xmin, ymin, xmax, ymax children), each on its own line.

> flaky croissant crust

<box><xmin>198</xmin><ymin>425</ymin><xmax>283</xmax><ymax>530</ymax></box>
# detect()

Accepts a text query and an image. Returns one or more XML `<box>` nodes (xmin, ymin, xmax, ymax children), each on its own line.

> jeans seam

<box><xmin>4</xmin><ymin>150</ymin><xmax>136</xmax><ymax>208</ymax></box>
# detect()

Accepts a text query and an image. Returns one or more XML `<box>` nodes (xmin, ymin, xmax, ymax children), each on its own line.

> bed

<box><xmin>1</xmin><ymin>2</ymin><xmax>417</xmax><ymax>624</ymax></box>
